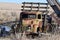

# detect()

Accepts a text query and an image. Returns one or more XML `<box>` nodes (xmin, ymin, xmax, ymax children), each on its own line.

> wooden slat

<box><xmin>22</xmin><ymin>6</ymin><xmax>49</xmax><ymax>9</ymax></box>
<box><xmin>21</xmin><ymin>9</ymin><xmax>49</xmax><ymax>12</ymax></box>
<box><xmin>22</xmin><ymin>2</ymin><xmax>48</xmax><ymax>5</ymax></box>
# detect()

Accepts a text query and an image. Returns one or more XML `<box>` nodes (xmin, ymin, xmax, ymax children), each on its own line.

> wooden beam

<box><xmin>22</xmin><ymin>6</ymin><xmax>49</xmax><ymax>9</ymax></box>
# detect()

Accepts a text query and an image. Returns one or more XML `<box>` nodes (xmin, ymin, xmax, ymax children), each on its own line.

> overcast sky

<box><xmin>0</xmin><ymin>0</ymin><xmax>47</xmax><ymax>3</ymax></box>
